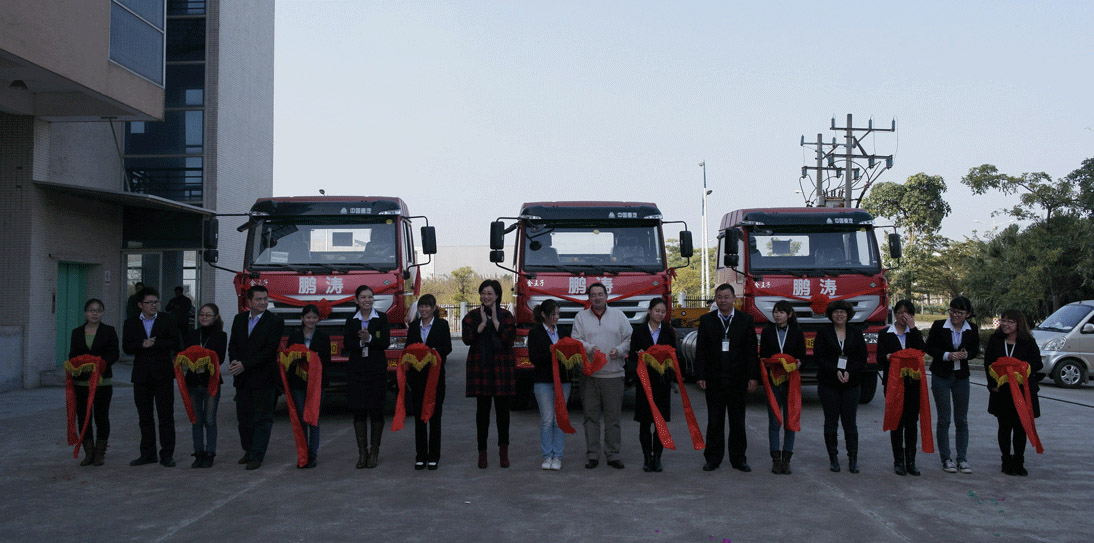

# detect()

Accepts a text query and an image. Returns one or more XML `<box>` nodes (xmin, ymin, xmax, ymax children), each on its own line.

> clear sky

<box><xmin>273</xmin><ymin>0</ymin><xmax>1094</xmax><ymax>246</ymax></box>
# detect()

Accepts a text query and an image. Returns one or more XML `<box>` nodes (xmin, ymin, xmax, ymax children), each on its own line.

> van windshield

<box><xmin>1036</xmin><ymin>304</ymin><xmax>1094</xmax><ymax>332</ymax></box>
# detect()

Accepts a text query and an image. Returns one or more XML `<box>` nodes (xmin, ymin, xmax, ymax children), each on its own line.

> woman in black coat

<box><xmin>924</xmin><ymin>296</ymin><xmax>980</xmax><ymax>474</ymax></box>
<box><xmin>285</xmin><ymin>304</ymin><xmax>331</xmax><ymax>468</ymax></box>
<box><xmin>344</xmin><ymin>285</ymin><xmax>391</xmax><ymax>469</ymax></box>
<box><xmin>759</xmin><ymin>300</ymin><xmax>807</xmax><ymax>475</ymax></box>
<box><xmin>183</xmin><ymin>303</ymin><xmax>228</xmax><ymax>468</ymax></box>
<box><xmin>876</xmin><ymin>300</ymin><xmax>927</xmax><ymax>476</ymax></box>
<box><xmin>68</xmin><ymin>298</ymin><xmax>120</xmax><ymax>466</ymax></box>
<box><xmin>628</xmin><ymin>298</ymin><xmax>678</xmax><ymax>473</ymax></box>
<box><xmin>984</xmin><ymin>309</ymin><xmax>1043</xmax><ymax>476</ymax></box>
<box><xmin>462</xmin><ymin>279</ymin><xmax>517</xmax><ymax>469</ymax></box>
<box><xmin>814</xmin><ymin>300</ymin><xmax>868</xmax><ymax>473</ymax></box>
<box><xmin>528</xmin><ymin>299</ymin><xmax>570</xmax><ymax>471</ymax></box>
<box><xmin>405</xmin><ymin>294</ymin><xmax>452</xmax><ymax>470</ymax></box>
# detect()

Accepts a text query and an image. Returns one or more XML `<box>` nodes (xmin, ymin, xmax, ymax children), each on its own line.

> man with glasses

<box><xmin>122</xmin><ymin>287</ymin><xmax>180</xmax><ymax>467</ymax></box>
<box><xmin>925</xmin><ymin>296</ymin><xmax>981</xmax><ymax>474</ymax></box>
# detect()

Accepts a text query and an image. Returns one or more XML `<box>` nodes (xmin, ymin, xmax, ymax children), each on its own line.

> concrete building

<box><xmin>0</xmin><ymin>0</ymin><xmax>274</xmax><ymax>392</ymax></box>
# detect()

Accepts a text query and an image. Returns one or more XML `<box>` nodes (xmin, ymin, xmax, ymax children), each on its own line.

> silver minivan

<box><xmin>1032</xmin><ymin>301</ymin><xmax>1094</xmax><ymax>388</ymax></box>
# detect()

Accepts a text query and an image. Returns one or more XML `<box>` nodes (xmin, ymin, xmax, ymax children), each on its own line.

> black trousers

<box><xmin>639</xmin><ymin>423</ymin><xmax>664</xmax><ymax>454</ymax></box>
<box><xmin>996</xmin><ymin>413</ymin><xmax>1027</xmax><ymax>457</ymax></box>
<box><xmin>889</xmin><ymin>381</ymin><xmax>921</xmax><ymax>460</ymax></box>
<box><xmin>818</xmin><ymin>382</ymin><xmax>860</xmax><ymax>435</ymax></box>
<box><xmin>703</xmin><ymin>381</ymin><xmax>748</xmax><ymax>466</ymax></box>
<box><xmin>134</xmin><ymin>379</ymin><xmax>175</xmax><ymax>459</ymax></box>
<box><xmin>236</xmin><ymin>387</ymin><xmax>276</xmax><ymax>461</ymax></box>
<box><xmin>75</xmin><ymin>385</ymin><xmax>113</xmax><ymax>441</ymax></box>
<box><xmin>476</xmin><ymin>396</ymin><xmax>510</xmax><ymax>450</ymax></box>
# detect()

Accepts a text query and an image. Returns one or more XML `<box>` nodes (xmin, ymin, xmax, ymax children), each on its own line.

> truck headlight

<box><xmin>864</xmin><ymin>333</ymin><xmax>878</xmax><ymax>345</ymax></box>
<box><xmin>1043</xmin><ymin>336</ymin><xmax>1066</xmax><ymax>351</ymax></box>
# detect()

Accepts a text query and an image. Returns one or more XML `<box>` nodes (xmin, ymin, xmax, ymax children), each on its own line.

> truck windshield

<box><xmin>747</xmin><ymin>227</ymin><xmax>880</xmax><ymax>274</ymax></box>
<box><xmin>522</xmin><ymin>224</ymin><xmax>663</xmax><ymax>272</ymax></box>
<box><xmin>248</xmin><ymin>219</ymin><xmax>398</xmax><ymax>271</ymax></box>
<box><xmin>1036</xmin><ymin>304</ymin><xmax>1094</xmax><ymax>332</ymax></box>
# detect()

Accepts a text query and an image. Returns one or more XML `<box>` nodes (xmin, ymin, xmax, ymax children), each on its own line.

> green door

<box><xmin>56</xmin><ymin>263</ymin><xmax>89</xmax><ymax>366</ymax></box>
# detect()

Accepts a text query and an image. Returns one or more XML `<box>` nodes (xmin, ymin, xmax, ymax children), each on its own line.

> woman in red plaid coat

<box><xmin>462</xmin><ymin>279</ymin><xmax>516</xmax><ymax>469</ymax></box>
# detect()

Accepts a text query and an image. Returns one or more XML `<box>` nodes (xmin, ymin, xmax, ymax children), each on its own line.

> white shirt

<box><xmin>941</xmin><ymin>319</ymin><xmax>971</xmax><ymax>361</ymax></box>
<box><xmin>884</xmin><ymin>324</ymin><xmax>911</xmax><ymax>350</ymax></box>
<box><xmin>353</xmin><ymin>309</ymin><xmax>381</xmax><ymax>348</ymax></box>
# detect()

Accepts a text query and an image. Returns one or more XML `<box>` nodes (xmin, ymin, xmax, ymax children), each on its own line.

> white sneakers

<box><xmin>957</xmin><ymin>461</ymin><xmax>973</xmax><ymax>474</ymax></box>
<box><xmin>541</xmin><ymin>459</ymin><xmax>552</xmax><ymax>470</ymax></box>
<box><xmin>542</xmin><ymin>457</ymin><xmax>563</xmax><ymax>470</ymax></box>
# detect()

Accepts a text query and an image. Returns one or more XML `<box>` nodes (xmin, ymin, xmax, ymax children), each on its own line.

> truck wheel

<box><xmin>1052</xmin><ymin>359</ymin><xmax>1086</xmax><ymax>388</ymax></box>
<box><xmin>858</xmin><ymin>373</ymin><xmax>879</xmax><ymax>404</ymax></box>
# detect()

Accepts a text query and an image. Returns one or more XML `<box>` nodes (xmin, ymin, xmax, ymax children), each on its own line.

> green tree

<box><xmin>450</xmin><ymin>266</ymin><xmax>477</xmax><ymax>303</ymax></box>
<box><xmin>961</xmin><ymin>164</ymin><xmax>1078</xmax><ymax>220</ymax></box>
<box><xmin>666</xmin><ymin>238</ymin><xmax>716</xmax><ymax>302</ymax></box>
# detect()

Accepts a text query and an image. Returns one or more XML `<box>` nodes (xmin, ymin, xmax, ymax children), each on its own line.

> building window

<box><xmin>168</xmin><ymin>0</ymin><xmax>206</xmax><ymax>16</ymax></box>
<box><xmin>166</xmin><ymin>18</ymin><xmax>206</xmax><ymax>62</ymax></box>
<box><xmin>125</xmin><ymin>156</ymin><xmax>203</xmax><ymax>203</ymax></box>
<box><xmin>165</xmin><ymin>64</ymin><xmax>204</xmax><ymax>107</ymax></box>
<box><xmin>125</xmin><ymin>110</ymin><xmax>203</xmax><ymax>155</ymax></box>
<box><xmin>109</xmin><ymin>1</ymin><xmax>166</xmax><ymax>85</ymax></box>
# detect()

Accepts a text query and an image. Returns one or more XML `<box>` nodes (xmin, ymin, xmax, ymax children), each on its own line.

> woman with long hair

<box><xmin>984</xmin><ymin>309</ymin><xmax>1043</xmax><ymax>476</ymax></box>
<box><xmin>183</xmin><ymin>303</ymin><xmax>227</xmax><ymax>468</ymax></box>
<box><xmin>528</xmin><ymin>298</ymin><xmax>569</xmax><ymax>470</ymax></box>
<box><xmin>462</xmin><ymin>279</ymin><xmax>517</xmax><ymax>468</ymax></box>
<box><xmin>68</xmin><ymin>299</ymin><xmax>120</xmax><ymax>466</ymax></box>
<box><xmin>759</xmin><ymin>300</ymin><xmax>806</xmax><ymax>474</ymax></box>
<box><xmin>629</xmin><ymin>298</ymin><xmax>678</xmax><ymax>472</ymax></box>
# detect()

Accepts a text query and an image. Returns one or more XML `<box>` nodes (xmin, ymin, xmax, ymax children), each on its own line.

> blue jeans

<box><xmin>533</xmin><ymin>382</ymin><xmax>570</xmax><ymax>459</ymax></box>
<box><xmin>290</xmin><ymin>388</ymin><xmax>323</xmax><ymax>460</ymax></box>
<box><xmin>767</xmin><ymin>383</ymin><xmax>796</xmax><ymax>452</ymax></box>
<box><xmin>931</xmin><ymin>374</ymin><xmax>969</xmax><ymax>463</ymax></box>
<box><xmin>189</xmin><ymin>385</ymin><xmax>219</xmax><ymax>455</ymax></box>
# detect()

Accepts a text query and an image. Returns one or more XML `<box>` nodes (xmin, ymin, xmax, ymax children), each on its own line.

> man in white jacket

<box><xmin>572</xmin><ymin>282</ymin><xmax>632</xmax><ymax>469</ymax></box>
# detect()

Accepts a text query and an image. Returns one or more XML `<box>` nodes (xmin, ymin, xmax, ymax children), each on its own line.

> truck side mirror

<box><xmin>723</xmin><ymin>253</ymin><xmax>739</xmax><ymax>268</ymax></box>
<box><xmin>489</xmin><ymin>249</ymin><xmax>505</xmax><ymax>263</ymax></box>
<box><xmin>678</xmin><ymin>231</ymin><xmax>694</xmax><ymax>258</ymax></box>
<box><xmin>420</xmin><ymin>226</ymin><xmax>437</xmax><ymax>255</ymax></box>
<box><xmin>725</xmin><ymin>228</ymin><xmax>740</xmax><ymax>256</ymax></box>
<box><xmin>490</xmin><ymin>221</ymin><xmax>506</xmax><ymax>250</ymax></box>
<box><xmin>203</xmin><ymin>218</ymin><xmax>219</xmax><ymax>250</ymax></box>
<box><xmin>888</xmin><ymin>233</ymin><xmax>902</xmax><ymax>260</ymax></box>
<box><xmin>203</xmin><ymin>249</ymin><xmax>219</xmax><ymax>264</ymax></box>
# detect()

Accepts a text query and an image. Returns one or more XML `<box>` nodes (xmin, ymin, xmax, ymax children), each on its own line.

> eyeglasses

<box><xmin>948</xmin><ymin>309</ymin><xmax>968</xmax><ymax>316</ymax></box>
<box><xmin>1000</xmin><ymin>319</ymin><xmax>1017</xmax><ymax>325</ymax></box>
<box><xmin>141</xmin><ymin>300</ymin><xmax>160</xmax><ymax>306</ymax></box>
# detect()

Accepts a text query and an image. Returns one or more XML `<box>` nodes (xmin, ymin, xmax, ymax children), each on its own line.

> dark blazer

<box><xmin>284</xmin><ymin>328</ymin><xmax>331</xmax><ymax>390</ymax></box>
<box><xmin>627</xmin><ymin>322</ymin><xmax>678</xmax><ymax>372</ymax></box>
<box><xmin>528</xmin><ymin>324</ymin><xmax>570</xmax><ymax>384</ymax></box>
<box><xmin>68</xmin><ymin>323</ymin><xmax>120</xmax><ymax>380</ymax></box>
<box><xmin>983</xmin><ymin>333</ymin><xmax>1043</xmax><ymax>418</ymax></box>
<box><xmin>343</xmin><ymin>312</ymin><xmax>391</xmax><ymax>411</ymax></box>
<box><xmin>405</xmin><ymin>317</ymin><xmax>452</xmax><ymax>410</ymax></box>
<box><xmin>814</xmin><ymin>323</ymin><xmax>868</xmax><ymax>388</ymax></box>
<box><xmin>228</xmin><ymin>311</ymin><xmax>286</xmax><ymax>390</ymax></box>
<box><xmin>759</xmin><ymin>323</ymin><xmax>807</xmax><ymax>362</ymax></box>
<box><xmin>925</xmin><ymin>319</ymin><xmax>980</xmax><ymax>379</ymax></box>
<box><xmin>877</xmin><ymin>325</ymin><xmax>927</xmax><ymax>388</ymax></box>
<box><xmin>123</xmin><ymin>313</ymin><xmax>179</xmax><ymax>384</ymax></box>
<box><xmin>694</xmin><ymin>310</ymin><xmax>759</xmax><ymax>385</ymax></box>
<box><xmin>629</xmin><ymin>322</ymin><xmax>678</xmax><ymax>423</ymax></box>
<box><xmin>183</xmin><ymin>327</ymin><xmax>228</xmax><ymax>388</ymax></box>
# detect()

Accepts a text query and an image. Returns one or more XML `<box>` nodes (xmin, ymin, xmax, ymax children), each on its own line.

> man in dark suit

<box><xmin>695</xmin><ymin>283</ymin><xmax>759</xmax><ymax>472</ymax></box>
<box><xmin>228</xmin><ymin>285</ymin><xmax>285</xmax><ymax>470</ymax></box>
<box><xmin>122</xmin><ymin>287</ymin><xmax>180</xmax><ymax>467</ymax></box>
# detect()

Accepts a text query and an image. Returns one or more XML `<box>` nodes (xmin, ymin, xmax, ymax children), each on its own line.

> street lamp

<box><xmin>699</xmin><ymin>161</ymin><xmax>711</xmax><ymax>301</ymax></box>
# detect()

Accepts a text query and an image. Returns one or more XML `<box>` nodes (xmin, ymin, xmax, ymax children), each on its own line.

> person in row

<box><xmin>815</xmin><ymin>299</ymin><xmax>867</xmax><ymax>474</ymax></box>
<box><xmin>528</xmin><ymin>299</ymin><xmax>569</xmax><ymax>470</ymax></box>
<box><xmin>877</xmin><ymin>299</ymin><xmax>926</xmax><ymax>476</ymax></box>
<box><xmin>405</xmin><ymin>294</ymin><xmax>452</xmax><ymax>470</ymax></box>
<box><xmin>759</xmin><ymin>300</ymin><xmax>806</xmax><ymax>475</ymax></box>
<box><xmin>286</xmin><ymin>304</ymin><xmax>330</xmax><ymax>468</ymax></box>
<box><xmin>984</xmin><ymin>309</ymin><xmax>1042</xmax><ymax>476</ymax></box>
<box><xmin>227</xmin><ymin>285</ymin><xmax>285</xmax><ymax>471</ymax></box>
<box><xmin>346</xmin><ymin>285</ymin><xmax>390</xmax><ymax>469</ymax></box>
<box><xmin>183</xmin><ymin>303</ymin><xmax>227</xmax><ymax>468</ymax></box>
<box><xmin>630</xmin><ymin>298</ymin><xmax>677</xmax><ymax>472</ymax></box>
<box><xmin>573</xmin><ymin>282</ymin><xmax>632</xmax><ymax>469</ymax></box>
<box><xmin>925</xmin><ymin>296</ymin><xmax>980</xmax><ymax>474</ymax></box>
<box><xmin>696</xmin><ymin>284</ymin><xmax>758</xmax><ymax>472</ymax></box>
<box><xmin>123</xmin><ymin>287</ymin><xmax>180</xmax><ymax>467</ymax></box>
<box><xmin>463</xmin><ymin>279</ymin><xmax>516</xmax><ymax>469</ymax></box>
<box><xmin>69</xmin><ymin>298</ymin><xmax>120</xmax><ymax>466</ymax></box>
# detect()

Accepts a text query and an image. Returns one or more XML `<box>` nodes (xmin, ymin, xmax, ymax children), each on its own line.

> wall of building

<box><xmin>0</xmin><ymin>113</ymin><xmax>33</xmax><ymax>390</ymax></box>
<box><xmin>48</xmin><ymin>122</ymin><xmax>127</xmax><ymax>192</ymax></box>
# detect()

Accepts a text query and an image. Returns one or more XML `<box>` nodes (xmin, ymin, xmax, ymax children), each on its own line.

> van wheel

<box><xmin>858</xmin><ymin>373</ymin><xmax>878</xmax><ymax>404</ymax></box>
<box><xmin>1052</xmin><ymin>360</ymin><xmax>1086</xmax><ymax>388</ymax></box>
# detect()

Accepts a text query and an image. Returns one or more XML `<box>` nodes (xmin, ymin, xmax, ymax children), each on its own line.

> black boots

<box><xmin>824</xmin><ymin>433</ymin><xmax>840</xmax><ymax>472</ymax></box>
<box><xmin>92</xmin><ymin>439</ymin><xmax>107</xmax><ymax>466</ymax></box>
<box><xmin>642</xmin><ymin>451</ymin><xmax>653</xmax><ymax>472</ymax></box>
<box><xmin>1013</xmin><ymin>453</ymin><xmax>1028</xmax><ymax>476</ymax></box>
<box><xmin>651</xmin><ymin>451</ymin><xmax>663</xmax><ymax>472</ymax></box>
<box><xmin>771</xmin><ymin>451</ymin><xmax>783</xmax><ymax>474</ymax></box>
<box><xmin>79</xmin><ymin>440</ymin><xmax>95</xmax><ymax>466</ymax></box>
<box><xmin>354</xmin><ymin>420</ymin><xmax>368</xmax><ymax>469</ymax></box>
<box><xmin>366</xmin><ymin>417</ymin><xmax>383</xmax><ymax>469</ymax></box>
<box><xmin>191</xmin><ymin>451</ymin><xmax>205</xmax><ymax>468</ymax></box>
<box><xmin>846</xmin><ymin>432</ymin><xmax>859</xmax><ymax>474</ymax></box>
<box><xmin>781</xmin><ymin>451</ymin><xmax>793</xmax><ymax>475</ymax></box>
<box><xmin>905</xmin><ymin>444</ymin><xmax>920</xmax><ymax>476</ymax></box>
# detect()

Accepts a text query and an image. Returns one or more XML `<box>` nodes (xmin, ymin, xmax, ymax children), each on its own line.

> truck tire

<box><xmin>858</xmin><ymin>373</ymin><xmax>878</xmax><ymax>404</ymax></box>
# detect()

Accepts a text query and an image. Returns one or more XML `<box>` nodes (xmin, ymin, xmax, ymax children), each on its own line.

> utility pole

<box><xmin>699</xmin><ymin>161</ymin><xmax>710</xmax><ymax>301</ymax></box>
<box><xmin>800</xmin><ymin>114</ymin><xmax>896</xmax><ymax>207</ymax></box>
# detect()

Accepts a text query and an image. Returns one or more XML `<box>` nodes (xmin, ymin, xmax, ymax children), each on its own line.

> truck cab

<box><xmin>235</xmin><ymin>196</ymin><xmax>436</xmax><ymax>391</ymax></box>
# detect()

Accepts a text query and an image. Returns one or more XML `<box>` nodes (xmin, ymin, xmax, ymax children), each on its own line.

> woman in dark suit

<box><xmin>759</xmin><ymin>300</ymin><xmax>807</xmax><ymax>475</ymax></box>
<box><xmin>405</xmin><ymin>294</ymin><xmax>452</xmax><ymax>470</ymax></box>
<box><xmin>462</xmin><ymin>279</ymin><xmax>517</xmax><ymax>469</ymax></box>
<box><xmin>815</xmin><ymin>300</ymin><xmax>868</xmax><ymax>473</ymax></box>
<box><xmin>629</xmin><ymin>298</ymin><xmax>677</xmax><ymax>473</ymax></box>
<box><xmin>68</xmin><ymin>298</ymin><xmax>120</xmax><ymax>466</ymax></box>
<box><xmin>984</xmin><ymin>309</ymin><xmax>1043</xmax><ymax>476</ymax></box>
<box><xmin>924</xmin><ymin>296</ymin><xmax>980</xmax><ymax>474</ymax></box>
<box><xmin>286</xmin><ymin>303</ymin><xmax>331</xmax><ymax>468</ymax></box>
<box><xmin>183</xmin><ymin>303</ymin><xmax>227</xmax><ymax>468</ymax></box>
<box><xmin>877</xmin><ymin>300</ymin><xmax>927</xmax><ymax>476</ymax></box>
<box><xmin>344</xmin><ymin>285</ymin><xmax>390</xmax><ymax>469</ymax></box>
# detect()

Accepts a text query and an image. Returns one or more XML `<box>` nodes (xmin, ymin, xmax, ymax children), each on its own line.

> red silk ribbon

<box><xmin>279</xmin><ymin>344</ymin><xmax>324</xmax><ymax>467</ymax></box>
<box><xmin>759</xmin><ymin>354</ymin><xmax>802</xmax><ymax>432</ymax></box>
<box><xmin>392</xmin><ymin>343</ymin><xmax>443</xmax><ymax>431</ymax></box>
<box><xmin>989</xmin><ymin>357</ymin><xmax>1044</xmax><ymax>454</ymax></box>
<box><xmin>268</xmin><ymin>283</ymin><xmax>398</xmax><ymax>320</ymax></box>
<box><xmin>63</xmin><ymin>355</ymin><xmax>105</xmax><ymax>458</ymax></box>
<box><xmin>882</xmin><ymin>348</ymin><xmax>934</xmax><ymax>453</ymax></box>
<box><xmin>549</xmin><ymin>338</ymin><xmax>589</xmax><ymax>435</ymax></box>
<box><xmin>637</xmin><ymin>345</ymin><xmax>705</xmax><ymax>450</ymax></box>
<box><xmin>173</xmin><ymin>345</ymin><xmax>221</xmax><ymax>425</ymax></box>
<box><xmin>526</xmin><ymin>283</ymin><xmax>663</xmax><ymax>310</ymax></box>
<box><xmin>752</xmin><ymin>285</ymin><xmax>886</xmax><ymax>316</ymax></box>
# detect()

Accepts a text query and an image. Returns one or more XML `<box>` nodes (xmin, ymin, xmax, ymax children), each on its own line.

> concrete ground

<box><xmin>2</xmin><ymin>345</ymin><xmax>1091</xmax><ymax>543</ymax></box>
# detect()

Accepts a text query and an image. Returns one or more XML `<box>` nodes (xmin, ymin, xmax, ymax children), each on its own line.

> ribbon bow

<box><xmin>989</xmin><ymin>357</ymin><xmax>1044</xmax><ymax>454</ymax></box>
<box><xmin>759</xmin><ymin>354</ymin><xmax>802</xmax><ymax>432</ymax></box>
<box><xmin>636</xmin><ymin>345</ymin><xmax>704</xmax><ymax>450</ymax></box>
<box><xmin>63</xmin><ymin>354</ymin><xmax>106</xmax><ymax>458</ymax></box>
<box><xmin>174</xmin><ymin>345</ymin><xmax>222</xmax><ymax>425</ymax></box>
<box><xmin>882</xmin><ymin>349</ymin><xmax>934</xmax><ymax>453</ymax></box>
<box><xmin>392</xmin><ymin>343</ymin><xmax>443</xmax><ymax>432</ymax></box>
<box><xmin>278</xmin><ymin>344</ymin><xmax>324</xmax><ymax>467</ymax></box>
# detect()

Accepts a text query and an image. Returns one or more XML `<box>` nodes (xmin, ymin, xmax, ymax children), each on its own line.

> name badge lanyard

<box><xmin>361</xmin><ymin>317</ymin><xmax>370</xmax><ymax>356</ymax></box>
<box><xmin>837</xmin><ymin>335</ymin><xmax>848</xmax><ymax>370</ymax></box>
<box><xmin>721</xmin><ymin>314</ymin><xmax>733</xmax><ymax>352</ymax></box>
<box><xmin>777</xmin><ymin>327</ymin><xmax>788</xmax><ymax>354</ymax></box>
<box><xmin>1004</xmin><ymin>341</ymin><xmax>1016</xmax><ymax>358</ymax></box>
